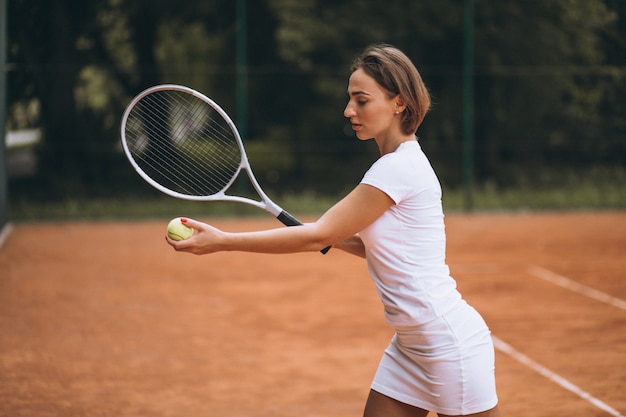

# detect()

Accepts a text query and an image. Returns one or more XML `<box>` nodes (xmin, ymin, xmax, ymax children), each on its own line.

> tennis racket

<box><xmin>120</xmin><ymin>84</ymin><xmax>330</xmax><ymax>254</ymax></box>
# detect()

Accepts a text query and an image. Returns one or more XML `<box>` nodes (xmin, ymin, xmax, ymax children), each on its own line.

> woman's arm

<box><xmin>166</xmin><ymin>184</ymin><xmax>393</xmax><ymax>256</ymax></box>
<box><xmin>333</xmin><ymin>234</ymin><xmax>366</xmax><ymax>258</ymax></box>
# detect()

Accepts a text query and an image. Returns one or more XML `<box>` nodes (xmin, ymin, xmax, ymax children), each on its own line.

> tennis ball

<box><xmin>167</xmin><ymin>217</ymin><xmax>194</xmax><ymax>241</ymax></box>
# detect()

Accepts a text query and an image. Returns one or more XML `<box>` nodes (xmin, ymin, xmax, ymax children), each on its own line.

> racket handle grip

<box><xmin>277</xmin><ymin>210</ymin><xmax>331</xmax><ymax>255</ymax></box>
<box><xmin>277</xmin><ymin>210</ymin><xmax>303</xmax><ymax>227</ymax></box>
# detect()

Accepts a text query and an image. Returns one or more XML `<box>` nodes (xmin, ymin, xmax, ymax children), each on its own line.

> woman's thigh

<box><xmin>439</xmin><ymin>404</ymin><xmax>501</xmax><ymax>417</ymax></box>
<box><xmin>363</xmin><ymin>389</ymin><xmax>501</xmax><ymax>417</ymax></box>
<box><xmin>363</xmin><ymin>389</ymin><xmax>430</xmax><ymax>417</ymax></box>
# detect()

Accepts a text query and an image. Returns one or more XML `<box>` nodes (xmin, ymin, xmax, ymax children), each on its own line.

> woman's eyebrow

<box><xmin>349</xmin><ymin>90</ymin><xmax>371</xmax><ymax>96</ymax></box>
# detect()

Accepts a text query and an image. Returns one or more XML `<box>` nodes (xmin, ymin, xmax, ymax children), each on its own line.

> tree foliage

<box><xmin>6</xmin><ymin>0</ymin><xmax>626</xmax><ymax>197</ymax></box>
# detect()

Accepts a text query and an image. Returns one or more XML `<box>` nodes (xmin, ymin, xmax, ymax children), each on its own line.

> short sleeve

<box><xmin>360</xmin><ymin>153</ymin><xmax>415</xmax><ymax>204</ymax></box>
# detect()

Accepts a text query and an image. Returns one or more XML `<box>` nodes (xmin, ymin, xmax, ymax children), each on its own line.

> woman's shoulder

<box><xmin>363</xmin><ymin>143</ymin><xmax>421</xmax><ymax>189</ymax></box>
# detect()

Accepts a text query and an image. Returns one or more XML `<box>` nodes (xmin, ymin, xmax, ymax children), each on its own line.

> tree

<box><xmin>7</xmin><ymin>0</ymin><xmax>625</xmax><ymax>201</ymax></box>
<box><xmin>8</xmin><ymin>0</ymin><xmax>108</xmax><ymax>194</ymax></box>
<box><xmin>473</xmin><ymin>0</ymin><xmax>618</xmax><ymax>185</ymax></box>
<box><xmin>8</xmin><ymin>0</ymin><xmax>242</xmax><ymax>195</ymax></box>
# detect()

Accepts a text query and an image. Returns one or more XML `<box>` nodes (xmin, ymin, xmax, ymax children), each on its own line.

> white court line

<box><xmin>493</xmin><ymin>265</ymin><xmax>626</xmax><ymax>415</ymax></box>
<box><xmin>528</xmin><ymin>265</ymin><xmax>626</xmax><ymax>311</ymax></box>
<box><xmin>0</xmin><ymin>222</ymin><xmax>13</xmax><ymax>249</ymax></box>
<box><xmin>493</xmin><ymin>336</ymin><xmax>625</xmax><ymax>417</ymax></box>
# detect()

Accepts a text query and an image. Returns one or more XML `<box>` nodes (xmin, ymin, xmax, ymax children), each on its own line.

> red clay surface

<box><xmin>1</xmin><ymin>211</ymin><xmax>625</xmax><ymax>417</ymax></box>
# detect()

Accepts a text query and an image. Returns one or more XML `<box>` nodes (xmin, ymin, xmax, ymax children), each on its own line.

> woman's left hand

<box><xmin>165</xmin><ymin>217</ymin><xmax>226</xmax><ymax>255</ymax></box>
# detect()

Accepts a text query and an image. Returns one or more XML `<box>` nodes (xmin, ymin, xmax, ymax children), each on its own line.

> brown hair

<box><xmin>351</xmin><ymin>44</ymin><xmax>431</xmax><ymax>135</ymax></box>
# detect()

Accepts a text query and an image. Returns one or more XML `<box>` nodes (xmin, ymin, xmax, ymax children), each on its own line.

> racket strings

<box><xmin>125</xmin><ymin>89</ymin><xmax>242</xmax><ymax>196</ymax></box>
<box><xmin>139</xmin><ymin>91</ymin><xmax>239</xmax><ymax>193</ymax></box>
<box><xmin>127</xmin><ymin>95</ymin><xmax>202</xmax><ymax>193</ymax></box>
<box><xmin>129</xmin><ymin>101</ymin><xmax>201</xmax><ymax>192</ymax></box>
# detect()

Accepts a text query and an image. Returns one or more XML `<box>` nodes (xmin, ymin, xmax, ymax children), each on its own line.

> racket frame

<box><xmin>121</xmin><ymin>84</ymin><xmax>330</xmax><ymax>251</ymax></box>
<box><xmin>120</xmin><ymin>84</ymin><xmax>283</xmax><ymax>216</ymax></box>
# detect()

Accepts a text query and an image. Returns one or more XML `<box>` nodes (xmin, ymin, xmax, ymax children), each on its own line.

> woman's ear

<box><xmin>395</xmin><ymin>96</ymin><xmax>407</xmax><ymax>113</ymax></box>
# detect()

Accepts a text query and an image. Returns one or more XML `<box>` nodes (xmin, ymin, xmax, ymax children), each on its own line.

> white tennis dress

<box><xmin>359</xmin><ymin>140</ymin><xmax>498</xmax><ymax>415</ymax></box>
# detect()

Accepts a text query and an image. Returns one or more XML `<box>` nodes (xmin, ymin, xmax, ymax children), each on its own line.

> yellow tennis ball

<box><xmin>167</xmin><ymin>217</ymin><xmax>194</xmax><ymax>241</ymax></box>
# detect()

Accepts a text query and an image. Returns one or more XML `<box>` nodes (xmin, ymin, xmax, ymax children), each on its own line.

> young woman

<box><xmin>166</xmin><ymin>44</ymin><xmax>501</xmax><ymax>417</ymax></box>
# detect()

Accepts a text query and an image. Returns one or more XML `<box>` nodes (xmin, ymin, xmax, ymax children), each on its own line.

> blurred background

<box><xmin>1</xmin><ymin>0</ymin><xmax>625</xmax><ymax>225</ymax></box>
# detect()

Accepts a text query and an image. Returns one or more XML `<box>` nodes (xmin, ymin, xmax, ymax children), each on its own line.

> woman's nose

<box><xmin>344</xmin><ymin>103</ymin><xmax>355</xmax><ymax>118</ymax></box>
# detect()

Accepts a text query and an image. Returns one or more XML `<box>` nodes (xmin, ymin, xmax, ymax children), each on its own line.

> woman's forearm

<box><xmin>219</xmin><ymin>224</ymin><xmax>330</xmax><ymax>254</ymax></box>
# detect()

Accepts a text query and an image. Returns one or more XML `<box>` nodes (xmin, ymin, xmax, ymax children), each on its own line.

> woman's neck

<box><xmin>376</xmin><ymin>134</ymin><xmax>416</xmax><ymax>156</ymax></box>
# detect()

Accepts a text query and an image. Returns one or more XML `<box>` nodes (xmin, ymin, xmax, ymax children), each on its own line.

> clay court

<box><xmin>1</xmin><ymin>211</ymin><xmax>625</xmax><ymax>417</ymax></box>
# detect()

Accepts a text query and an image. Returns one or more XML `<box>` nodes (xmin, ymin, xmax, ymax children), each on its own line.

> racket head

<box><xmin>120</xmin><ymin>85</ymin><xmax>247</xmax><ymax>201</ymax></box>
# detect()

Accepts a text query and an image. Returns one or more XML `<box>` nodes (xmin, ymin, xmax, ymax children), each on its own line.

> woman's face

<box><xmin>344</xmin><ymin>68</ymin><xmax>399</xmax><ymax>141</ymax></box>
